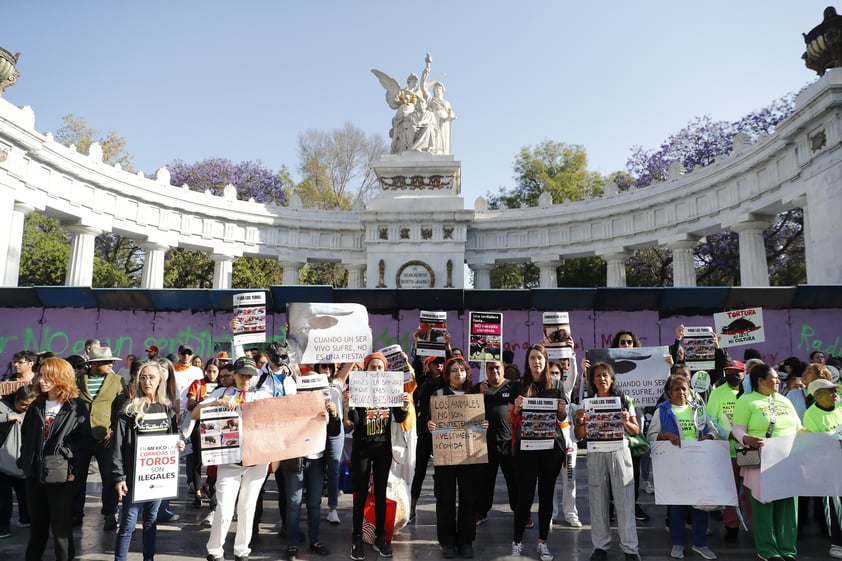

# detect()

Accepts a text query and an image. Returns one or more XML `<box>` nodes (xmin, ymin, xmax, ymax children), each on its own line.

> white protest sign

<box><xmin>758</xmin><ymin>432</ymin><xmax>842</xmax><ymax>502</ymax></box>
<box><xmin>232</xmin><ymin>291</ymin><xmax>267</xmax><ymax>347</ymax></box>
<box><xmin>348</xmin><ymin>371</ymin><xmax>404</xmax><ymax>408</ymax></box>
<box><xmin>714</xmin><ymin>307</ymin><xmax>765</xmax><ymax>348</ymax></box>
<box><xmin>132</xmin><ymin>434</ymin><xmax>181</xmax><ymax>503</ymax></box>
<box><xmin>520</xmin><ymin>397</ymin><xmax>558</xmax><ymax>451</ymax></box>
<box><xmin>287</xmin><ymin>303</ymin><xmax>371</xmax><ymax>364</ymax></box>
<box><xmin>586</xmin><ymin>347</ymin><xmax>670</xmax><ymax>408</ymax></box>
<box><xmin>651</xmin><ymin>440</ymin><xmax>737</xmax><ymax>506</ymax></box>
<box><xmin>199</xmin><ymin>404</ymin><xmax>241</xmax><ymax>466</ymax></box>
<box><xmin>681</xmin><ymin>326</ymin><xmax>715</xmax><ymax>371</ymax></box>
<box><xmin>582</xmin><ymin>396</ymin><xmax>625</xmax><ymax>452</ymax></box>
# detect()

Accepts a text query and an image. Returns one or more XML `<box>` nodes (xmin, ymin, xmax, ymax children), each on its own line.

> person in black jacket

<box><xmin>0</xmin><ymin>384</ymin><xmax>35</xmax><ymax>538</ymax></box>
<box><xmin>346</xmin><ymin>352</ymin><xmax>410</xmax><ymax>561</ymax></box>
<box><xmin>112</xmin><ymin>360</ymin><xmax>183</xmax><ymax>561</ymax></box>
<box><xmin>20</xmin><ymin>357</ymin><xmax>90</xmax><ymax>561</ymax></box>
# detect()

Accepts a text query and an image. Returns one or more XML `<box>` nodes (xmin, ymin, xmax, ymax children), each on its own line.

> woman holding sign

<box><xmin>346</xmin><ymin>352</ymin><xmax>410</xmax><ymax>561</ymax></box>
<box><xmin>508</xmin><ymin>344</ymin><xmax>568</xmax><ymax>561</ymax></box>
<box><xmin>112</xmin><ymin>360</ymin><xmax>184</xmax><ymax>561</ymax></box>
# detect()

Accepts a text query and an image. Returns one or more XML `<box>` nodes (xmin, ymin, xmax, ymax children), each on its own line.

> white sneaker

<box><xmin>511</xmin><ymin>542</ymin><xmax>523</xmax><ymax>556</ymax></box>
<box><xmin>565</xmin><ymin>516</ymin><xmax>583</xmax><ymax>528</ymax></box>
<box><xmin>671</xmin><ymin>545</ymin><xmax>685</xmax><ymax>559</ymax></box>
<box><xmin>641</xmin><ymin>479</ymin><xmax>655</xmax><ymax>494</ymax></box>
<box><xmin>830</xmin><ymin>545</ymin><xmax>842</xmax><ymax>559</ymax></box>
<box><xmin>537</xmin><ymin>542</ymin><xmax>554</xmax><ymax>561</ymax></box>
<box><xmin>202</xmin><ymin>511</ymin><xmax>215</xmax><ymax>527</ymax></box>
<box><xmin>691</xmin><ymin>545</ymin><xmax>717</xmax><ymax>560</ymax></box>
<box><xmin>327</xmin><ymin>509</ymin><xmax>340</xmax><ymax>525</ymax></box>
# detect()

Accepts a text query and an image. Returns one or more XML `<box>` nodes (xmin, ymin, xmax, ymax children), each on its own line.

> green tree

<box><xmin>490</xmin><ymin>263</ymin><xmax>538</xmax><ymax>289</ymax></box>
<box><xmin>300</xmin><ymin>263</ymin><xmax>348</xmax><ymax>287</ymax></box>
<box><xmin>232</xmin><ymin>257</ymin><xmax>284</xmax><ymax>288</ymax></box>
<box><xmin>164</xmin><ymin>249</ymin><xmax>214</xmax><ymax>288</ymax></box>
<box><xmin>19</xmin><ymin>214</ymin><xmax>69</xmax><ymax>286</ymax></box>
<box><xmin>556</xmin><ymin>257</ymin><xmax>606</xmax><ymax>287</ymax></box>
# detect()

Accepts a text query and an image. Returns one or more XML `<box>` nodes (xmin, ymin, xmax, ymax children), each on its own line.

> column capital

<box><xmin>12</xmin><ymin>202</ymin><xmax>36</xmax><ymax>215</ymax></box>
<box><xmin>730</xmin><ymin>217</ymin><xmax>773</xmax><ymax>233</ymax></box>
<box><xmin>65</xmin><ymin>224</ymin><xmax>103</xmax><ymax>237</ymax></box>
<box><xmin>666</xmin><ymin>238</ymin><xmax>699</xmax><ymax>251</ymax></box>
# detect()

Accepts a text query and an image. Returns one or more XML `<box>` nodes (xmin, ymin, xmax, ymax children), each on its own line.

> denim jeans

<box><xmin>114</xmin><ymin>497</ymin><xmax>161</xmax><ymax>561</ymax></box>
<box><xmin>284</xmin><ymin>457</ymin><xmax>325</xmax><ymax>547</ymax></box>
<box><xmin>325</xmin><ymin>434</ymin><xmax>343</xmax><ymax>509</ymax></box>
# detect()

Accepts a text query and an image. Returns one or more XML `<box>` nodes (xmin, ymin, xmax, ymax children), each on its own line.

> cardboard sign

<box><xmin>651</xmin><ymin>440</ymin><xmax>738</xmax><ymax>506</ymax></box>
<box><xmin>417</xmin><ymin>310</ymin><xmax>448</xmax><ymax>357</ymax></box>
<box><xmin>714</xmin><ymin>307</ymin><xmax>766</xmax><ymax>348</ymax></box>
<box><xmin>287</xmin><ymin>302</ymin><xmax>371</xmax><ymax>364</ymax></box>
<box><xmin>582</xmin><ymin>396</ymin><xmax>625</xmax><ymax>452</ymax></box>
<box><xmin>468</xmin><ymin>311</ymin><xmax>503</xmax><ymax>361</ymax></box>
<box><xmin>430</xmin><ymin>394</ymin><xmax>487</xmax><ymax>465</ymax></box>
<box><xmin>585</xmin><ymin>347</ymin><xmax>670</xmax><ymax>407</ymax></box>
<box><xmin>232</xmin><ymin>291</ymin><xmax>267</xmax><ymax>347</ymax></box>
<box><xmin>132</xmin><ymin>434</ymin><xmax>180</xmax><ymax>503</ymax></box>
<box><xmin>240</xmin><ymin>392</ymin><xmax>327</xmax><ymax>466</ymax></box>
<box><xmin>348</xmin><ymin>370</ymin><xmax>404</xmax><ymax>408</ymax></box>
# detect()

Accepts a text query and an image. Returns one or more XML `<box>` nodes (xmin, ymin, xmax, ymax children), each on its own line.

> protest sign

<box><xmin>714</xmin><ymin>307</ymin><xmax>766</xmax><ymax>348</ymax></box>
<box><xmin>585</xmin><ymin>347</ymin><xmax>670</xmax><ymax>407</ymax></box>
<box><xmin>199</xmin><ymin>404</ymin><xmax>242</xmax><ymax>466</ymax></box>
<box><xmin>417</xmin><ymin>311</ymin><xmax>448</xmax><ymax>357</ymax></box>
<box><xmin>241</xmin><ymin>392</ymin><xmax>328</xmax><ymax>466</ymax></box>
<box><xmin>287</xmin><ymin>302</ymin><xmax>371</xmax><ymax>364</ymax></box>
<box><xmin>519</xmin><ymin>397</ymin><xmax>559</xmax><ymax>451</ymax></box>
<box><xmin>348</xmin><ymin>370</ymin><xmax>405</xmax><ymax>408</ymax></box>
<box><xmin>582</xmin><ymin>396</ymin><xmax>625</xmax><ymax>452</ymax></box>
<box><xmin>651</xmin><ymin>440</ymin><xmax>738</xmax><ymax>506</ymax></box>
<box><xmin>132</xmin><ymin>434</ymin><xmax>180</xmax><ymax>503</ymax></box>
<box><xmin>469</xmin><ymin>312</ymin><xmax>503</xmax><ymax>361</ymax></box>
<box><xmin>543</xmin><ymin>312</ymin><xmax>574</xmax><ymax>360</ymax></box>
<box><xmin>379</xmin><ymin>344</ymin><xmax>412</xmax><ymax>383</ymax></box>
<box><xmin>757</xmin><ymin>432</ymin><xmax>842</xmax><ymax>502</ymax></box>
<box><xmin>430</xmin><ymin>394</ymin><xmax>487</xmax><ymax>465</ymax></box>
<box><xmin>232</xmin><ymin>291</ymin><xmax>267</xmax><ymax>347</ymax></box>
<box><xmin>681</xmin><ymin>326</ymin><xmax>716</xmax><ymax>371</ymax></box>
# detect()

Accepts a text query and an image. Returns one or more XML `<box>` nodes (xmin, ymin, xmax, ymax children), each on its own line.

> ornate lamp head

<box><xmin>803</xmin><ymin>7</ymin><xmax>842</xmax><ymax>76</ymax></box>
<box><xmin>0</xmin><ymin>48</ymin><xmax>20</xmax><ymax>96</ymax></box>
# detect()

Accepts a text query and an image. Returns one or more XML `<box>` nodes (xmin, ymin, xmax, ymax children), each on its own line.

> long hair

<box><xmin>125</xmin><ymin>361</ymin><xmax>171</xmax><ymax>425</ymax></box>
<box><xmin>443</xmin><ymin>357</ymin><xmax>473</xmax><ymax>392</ymax></box>
<box><xmin>587</xmin><ymin>361</ymin><xmax>625</xmax><ymax>399</ymax></box>
<box><xmin>519</xmin><ymin>344</ymin><xmax>552</xmax><ymax>396</ymax></box>
<box><xmin>157</xmin><ymin>358</ymin><xmax>178</xmax><ymax>401</ymax></box>
<box><xmin>611</xmin><ymin>331</ymin><xmax>641</xmax><ymax>348</ymax></box>
<box><xmin>35</xmin><ymin>357</ymin><xmax>79</xmax><ymax>402</ymax></box>
<box><xmin>748</xmin><ymin>362</ymin><xmax>775</xmax><ymax>392</ymax></box>
<box><xmin>203</xmin><ymin>358</ymin><xmax>221</xmax><ymax>379</ymax></box>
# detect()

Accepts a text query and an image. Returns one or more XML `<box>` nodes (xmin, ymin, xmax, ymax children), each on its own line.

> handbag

<box><xmin>40</xmin><ymin>453</ymin><xmax>70</xmax><ymax>484</ymax></box>
<box><xmin>0</xmin><ymin>421</ymin><xmax>23</xmax><ymax>478</ymax></box>
<box><xmin>735</xmin><ymin>394</ymin><xmax>776</xmax><ymax>469</ymax></box>
<box><xmin>626</xmin><ymin>431</ymin><xmax>650</xmax><ymax>457</ymax></box>
<box><xmin>390</xmin><ymin>411</ymin><xmax>408</xmax><ymax>464</ymax></box>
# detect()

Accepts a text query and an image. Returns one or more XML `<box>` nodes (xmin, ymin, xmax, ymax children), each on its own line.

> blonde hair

<box><xmin>125</xmin><ymin>361</ymin><xmax>171</xmax><ymax>426</ymax></box>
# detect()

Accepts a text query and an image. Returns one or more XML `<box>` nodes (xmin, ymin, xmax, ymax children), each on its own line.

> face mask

<box><xmin>725</xmin><ymin>374</ymin><xmax>742</xmax><ymax>387</ymax></box>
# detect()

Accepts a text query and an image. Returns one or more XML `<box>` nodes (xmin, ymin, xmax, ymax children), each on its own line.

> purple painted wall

<box><xmin>1</xmin><ymin>307</ymin><xmax>839</xmax><ymax>375</ymax></box>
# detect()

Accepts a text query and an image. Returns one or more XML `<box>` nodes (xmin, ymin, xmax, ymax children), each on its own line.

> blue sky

<box><xmin>3</xmin><ymin>1</ymin><xmax>827</xmax><ymax>206</ymax></box>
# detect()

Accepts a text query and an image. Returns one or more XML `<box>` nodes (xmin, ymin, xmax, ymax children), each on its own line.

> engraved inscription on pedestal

<box><xmin>396</xmin><ymin>260</ymin><xmax>435</xmax><ymax>288</ymax></box>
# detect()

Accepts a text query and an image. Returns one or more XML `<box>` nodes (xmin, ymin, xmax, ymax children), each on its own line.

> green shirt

<box><xmin>672</xmin><ymin>404</ymin><xmax>696</xmax><ymax>440</ymax></box>
<box><xmin>707</xmin><ymin>382</ymin><xmax>739</xmax><ymax>457</ymax></box>
<box><xmin>803</xmin><ymin>402</ymin><xmax>842</xmax><ymax>434</ymax></box>
<box><xmin>732</xmin><ymin>391</ymin><xmax>802</xmax><ymax>438</ymax></box>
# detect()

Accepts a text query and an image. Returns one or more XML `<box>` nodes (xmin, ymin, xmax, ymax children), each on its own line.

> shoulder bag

<box><xmin>735</xmin><ymin>395</ymin><xmax>775</xmax><ymax>469</ymax></box>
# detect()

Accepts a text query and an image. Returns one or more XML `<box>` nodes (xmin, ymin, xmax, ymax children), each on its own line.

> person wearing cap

<box><xmin>145</xmin><ymin>345</ymin><xmax>160</xmax><ymax>362</ymax></box>
<box><xmin>347</xmin><ymin>352</ymin><xmax>411</xmax><ymax>561</ymax></box>
<box><xmin>216</xmin><ymin>351</ymin><xmax>231</xmax><ymax>366</ymax></box>
<box><xmin>72</xmin><ymin>346</ymin><xmax>127</xmax><ymax>530</ymax></box>
<box><xmin>803</xmin><ymin>378</ymin><xmax>842</xmax><ymax>559</ymax></box>
<box><xmin>732</xmin><ymin>363</ymin><xmax>802</xmax><ymax>561</ymax></box>
<box><xmin>192</xmin><ymin>356</ymin><xmax>272</xmax><ymax>561</ymax></box>
<box><xmin>705</xmin><ymin>359</ymin><xmax>746</xmax><ymax>541</ymax></box>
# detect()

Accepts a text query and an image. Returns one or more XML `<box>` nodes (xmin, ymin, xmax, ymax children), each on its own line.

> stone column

<box><xmin>280</xmin><ymin>261</ymin><xmax>304</xmax><ymax>286</ymax></box>
<box><xmin>668</xmin><ymin>240</ymin><xmax>698</xmax><ymax>287</ymax></box>
<box><xmin>211</xmin><ymin>253</ymin><xmax>236</xmax><ymax>289</ymax></box>
<box><xmin>140</xmin><ymin>242</ymin><xmax>169</xmax><ymax>289</ymax></box>
<box><xmin>535</xmin><ymin>260</ymin><xmax>561</xmax><ymax>288</ymax></box>
<box><xmin>0</xmin><ymin>190</ymin><xmax>14</xmax><ymax>286</ymax></box>
<box><xmin>4</xmin><ymin>203</ymin><xmax>35</xmax><ymax>286</ymax></box>
<box><xmin>470</xmin><ymin>264</ymin><xmax>493</xmax><ymax>289</ymax></box>
<box><xmin>602</xmin><ymin>251</ymin><xmax>629</xmax><ymax>287</ymax></box>
<box><xmin>732</xmin><ymin>220</ymin><xmax>770</xmax><ymax>287</ymax></box>
<box><xmin>345</xmin><ymin>263</ymin><xmax>366</xmax><ymax>288</ymax></box>
<box><xmin>65</xmin><ymin>224</ymin><xmax>102</xmax><ymax>287</ymax></box>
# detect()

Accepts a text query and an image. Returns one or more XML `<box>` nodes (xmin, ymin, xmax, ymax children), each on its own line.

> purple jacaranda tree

<box><xmin>169</xmin><ymin>157</ymin><xmax>288</xmax><ymax>205</ymax></box>
<box><xmin>624</xmin><ymin>92</ymin><xmax>805</xmax><ymax>286</ymax></box>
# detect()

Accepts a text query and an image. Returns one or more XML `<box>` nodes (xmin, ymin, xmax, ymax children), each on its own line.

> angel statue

<box><xmin>372</xmin><ymin>53</ymin><xmax>454</xmax><ymax>155</ymax></box>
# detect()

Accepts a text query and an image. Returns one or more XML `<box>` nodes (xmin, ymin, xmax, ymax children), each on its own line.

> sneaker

<box><xmin>327</xmin><ymin>509</ymin><xmax>341</xmax><ymax>525</ymax></box>
<box><xmin>351</xmin><ymin>536</ymin><xmax>366</xmax><ymax>561</ymax></box>
<box><xmin>202</xmin><ymin>510</ymin><xmax>215</xmax><ymax>527</ymax></box>
<box><xmin>474</xmin><ymin>513</ymin><xmax>488</xmax><ymax>526</ymax></box>
<box><xmin>0</xmin><ymin>528</ymin><xmax>11</xmax><ymax>539</ymax></box>
<box><xmin>407</xmin><ymin>509</ymin><xmax>416</xmax><ymax>525</ymax></box>
<box><xmin>373</xmin><ymin>536</ymin><xmax>392</xmax><ymax>558</ymax></box>
<box><xmin>634</xmin><ymin>505</ymin><xmax>650</xmax><ymax>521</ymax></box>
<box><xmin>461</xmin><ymin>544</ymin><xmax>474</xmax><ymax>559</ymax></box>
<box><xmin>103</xmin><ymin>514</ymin><xmax>118</xmax><ymax>531</ymax></box>
<box><xmin>589</xmin><ymin>549</ymin><xmax>608</xmax><ymax>561</ymax></box>
<box><xmin>691</xmin><ymin>546</ymin><xmax>718</xmax><ymax>560</ymax></box>
<box><xmin>831</xmin><ymin>545</ymin><xmax>842</xmax><ymax>559</ymax></box>
<box><xmin>511</xmin><ymin>542</ymin><xmax>523</xmax><ymax>556</ymax></box>
<box><xmin>525</xmin><ymin>517</ymin><xmax>534</xmax><ymax>529</ymax></box>
<box><xmin>234</xmin><ymin>555</ymin><xmax>249</xmax><ymax>561</ymax></box>
<box><xmin>285</xmin><ymin>548</ymin><xmax>297</xmax><ymax>561</ymax></box>
<box><xmin>442</xmin><ymin>545</ymin><xmax>456</xmax><ymax>559</ymax></box>
<box><xmin>206</xmin><ymin>555</ymin><xmax>223</xmax><ymax>561</ymax></box>
<box><xmin>537</xmin><ymin>542</ymin><xmax>554</xmax><ymax>561</ymax></box>
<box><xmin>641</xmin><ymin>479</ymin><xmax>655</xmax><ymax>494</ymax></box>
<box><xmin>310</xmin><ymin>542</ymin><xmax>330</xmax><ymax>556</ymax></box>
<box><xmin>565</xmin><ymin>516</ymin><xmax>583</xmax><ymax>528</ymax></box>
<box><xmin>671</xmin><ymin>545</ymin><xmax>685</xmax><ymax>559</ymax></box>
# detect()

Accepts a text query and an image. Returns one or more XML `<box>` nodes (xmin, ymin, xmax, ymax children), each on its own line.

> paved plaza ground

<box><xmin>0</xmin><ymin>451</ymin><xmax>831</xmax><ymax>560</ymax></box>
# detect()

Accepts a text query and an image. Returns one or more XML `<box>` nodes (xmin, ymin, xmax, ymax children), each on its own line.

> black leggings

<box><xmin>513</xmin><ymin>447</ymin><xmax>564</xmax><ymax>542</ymax></box>
<box><xmin>351</xmin><ymin>442</ymin><xmax>392</xmax><ymax>538</ymax></box>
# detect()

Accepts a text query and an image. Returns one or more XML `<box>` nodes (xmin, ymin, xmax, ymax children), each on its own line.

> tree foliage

<box><xmin>19</xmin><ymin>214</ymin><xmax>70</xmax><ymax>286</ymax></box>
<box><xmin>55</xmin><ymin>114</ymin><xmax>135</xmax><ymax>170</ymax></box>
<box><xmin>295</xmin><ymin>123</ymin><xmax>387</xmax><ymax>210</ymax></box>
<box><xmin>168</xmin><ymin>158</ymin><xmax>287</xmax><ymax>205</ymax></box>
<box><xmin>164</xmin><ymin>248</ymin><xmax>214</xmax><ymax>288</ymax></box>
<box><xmin>556</xmin><ymin>257</ymin><xmax>606</xmax><ymax>288</ymax></box>
<box><xmin>300</xmin><ymin>263</ymin><xmax>348</xmax><ymax>287</ymax></box>
<box><xmin>232</xmin><ymin>257</ymin><xmax>284</xmax><ymax>288</ymax></box>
